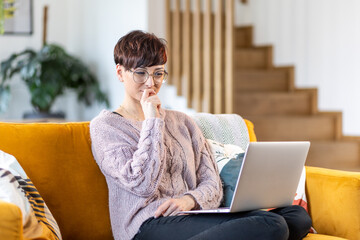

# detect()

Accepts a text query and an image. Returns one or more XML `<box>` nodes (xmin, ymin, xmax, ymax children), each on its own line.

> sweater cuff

<box><xmin>142</xmin><ymin>117</ymin><xmax>165</xmax><ymax>132</ymax></box>
<box><xmin>183</xmin><ymin>193</ymin><xmax>200</xmax><ymax>210</ymax></box>
<box><xmin>183</xmin><ymin>191</ymin><xmax>204</xmax><ymax>210</ymax></box>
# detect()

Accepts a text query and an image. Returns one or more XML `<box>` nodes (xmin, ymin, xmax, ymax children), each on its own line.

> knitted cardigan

<box><xmin>90</xmin><ymin>109</ymin><xmax>223</xmax><ymax>240</ymax></box>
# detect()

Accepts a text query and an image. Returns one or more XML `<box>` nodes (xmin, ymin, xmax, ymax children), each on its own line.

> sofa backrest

<box><xmin>0</xmin><ymin>117</ymin><xmax>256</xmax><ymax>240</ymax></box>
<box><xmin>0</xmin><ymin>122</ymin><xmax>112</xmax><ymax>240</ymax></box>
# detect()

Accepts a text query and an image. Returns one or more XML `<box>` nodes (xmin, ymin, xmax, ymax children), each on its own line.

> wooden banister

<box><xmin>172</xmin><ymin>0</ymin><xmax>182</xmax><ymax>95</ymax></box>
<box><xmin>214</xmin><ymin>0</ymin><xmax>224</xmax><ymax>114</ymax></box>
<box><xmin>203</xmin><ymin>0</ymin><xmax>214</xmax><ymax>113</ymax></box>
<box><xmin>167</xmin><ymin>0</ymin><xmax>235</xmax><ymax>114</ymax></box>
<box><xmin>182</xmin><ymin>0</ymin><xmax>192</xmax><ymax>107</ymax></box>
<box><xmin>192</xmin><ymin>0</ymin><xmax>202</xmax><ymax>112</ymax></box>
<box><xmin>225</xmin><ymin>0</ymin><xmax>234</xmax><ymax>113</ymax></box>
<box><xmin>165</xmin><ymin>0</ymin><xmax>172</xmax><ymax>84</ymax></box>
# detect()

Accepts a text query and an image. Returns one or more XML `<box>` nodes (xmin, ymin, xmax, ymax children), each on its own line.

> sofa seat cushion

<box><xmin>0</xmin><ymin>150</ymin><xmax>62</xmax><ymax>239</ymax></box>
<box><xmin>0</xmin><ymin>122</ymin><xmax>113</xmax><ymax>240</ymax></box>
<box><xmin>304</xmin><ymin>233</ymin><xmax>347</xmax><ymax>239</ymax></box>
<box><xmin>0</xmin><ymin>200</ymin><xmax>22</xmax><ymax>240</ymax></box>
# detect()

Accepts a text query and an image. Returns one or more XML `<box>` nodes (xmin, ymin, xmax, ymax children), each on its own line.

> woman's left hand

<box><xmin>141</xmin><ymin>89</ymin><xmax>163</xmax><ymax>119</ymax></box>
<box><xmin>154</xmin><ymin>195</ymin><xmax>196</xmax><ymax>218</ymax></box>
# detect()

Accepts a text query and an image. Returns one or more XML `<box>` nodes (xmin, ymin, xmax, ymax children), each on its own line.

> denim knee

<box><xmin>262</xmin><ymin>212</ymin><xmax>289</xmax><ymax>240</ymax></box>
<box><xmin>293</xmin><ymin>205</ymin><xmax>312</xmax><ymax>229</ymax></box>
<box><xmin>287</xmin><ymin>205</ymin><xmax>312</xmax><ymax>239</ymax></box>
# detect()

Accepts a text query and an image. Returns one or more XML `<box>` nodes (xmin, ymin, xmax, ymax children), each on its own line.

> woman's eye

<box><xmin>135</xmin><ymin>71</ymin><xmax>146</xmax><ymax>76</ymax></box>
<box><xmin>154</xmin><ymin>72</ymin><xmax>164</xmax><ymax>77</ymax></box>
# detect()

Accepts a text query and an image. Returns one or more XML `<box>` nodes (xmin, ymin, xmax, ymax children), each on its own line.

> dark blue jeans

<box><xmin>133</xmin><ymin>205</ymin><xmax>311</xmax><ymax>240</ymax></box>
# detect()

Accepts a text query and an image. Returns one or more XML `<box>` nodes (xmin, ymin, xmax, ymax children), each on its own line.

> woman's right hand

<box><xmin>154</xmin><ymin>195</ymin><xmax>196</xmax><ymax>218</ymax></box>
<box><xmin>140</xmin><ymin>89</ymin><xmax>163</xmax><ymax>119</ymax></box>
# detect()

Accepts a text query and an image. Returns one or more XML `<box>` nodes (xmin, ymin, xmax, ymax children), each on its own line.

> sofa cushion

<box><xmin>0</xmin><ymin>200</ymin><xmax>22</xmax><ymax>240</ymax></box>
<box><xmin>306</xmin><ymin>167</ymin><xmax>360</xmax><ymax>239</ymax></box>
<box><xmin>0</xmin><ymin>150</ymin><xmax>62</xmax><ymax>240</ymax></box>
<box><xmin>191</xmin><ymin>113</ymin><xmax>251</xmax><ymax>150</ymax></box>
<box><xmin>206</xmin><ymin>139</ymin><xmax>245</xmax><ymax>207</ymax></box>
<box><xmin>0</xmin><ymin>122</ymin><xmax>113</xmax><ymax>240</ymax></box>
<box><xmin>304</xmin><ymin>233</ymin><xmax>347</xmax><ymax>239</ymax></box>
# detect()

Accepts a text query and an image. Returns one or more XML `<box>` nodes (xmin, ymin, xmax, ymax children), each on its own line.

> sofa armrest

<box><xmin>305</xmin><ymin>166</ymin><xmax>360</xmax><ymax>240</ymax></box>
<box><xmin>244</xmin><ymin>119</ymin><xmax>257</xmax><ymax>142</ymax></box>
<box><xmin>0</xmin><ymin>200</ymin><xmax>23</xmax><ymax>240</ymax></box>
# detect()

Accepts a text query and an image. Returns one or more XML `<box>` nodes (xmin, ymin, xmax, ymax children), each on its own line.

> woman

<box><xmin>90</xmin><ymin>30</ymin><xmax>312</xmax><ymax>240</ymax></box>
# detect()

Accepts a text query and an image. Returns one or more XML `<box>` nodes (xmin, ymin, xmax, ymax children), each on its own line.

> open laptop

<box><xmin>181</xmin><ymin>141</ymin><xmax>310</xmax><ymax>214</ymax></box>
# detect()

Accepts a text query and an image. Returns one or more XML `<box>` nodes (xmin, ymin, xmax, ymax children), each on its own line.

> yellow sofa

<box><xmin>0</xmin><ymin>120</ymin><xmax>359</xmax><ymax>240</ymax></box>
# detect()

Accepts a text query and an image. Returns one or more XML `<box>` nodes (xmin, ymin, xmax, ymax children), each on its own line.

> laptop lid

<box><xmin>229</xmin><ymin>141</ymin><xmax>310</xmax><ymax>213</ymax></box>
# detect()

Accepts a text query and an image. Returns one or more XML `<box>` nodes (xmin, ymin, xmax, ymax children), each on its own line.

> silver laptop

<box><xmin>181</xmin><ymin>141</ymin><xmax>310</xmax><ymax>214</ymax></box>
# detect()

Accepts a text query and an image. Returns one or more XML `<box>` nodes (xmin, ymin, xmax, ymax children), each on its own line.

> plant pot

<box><xmin>23</xmin><ymin>111</ymin><xmax>65</xmax><ymax>120</ymax></box>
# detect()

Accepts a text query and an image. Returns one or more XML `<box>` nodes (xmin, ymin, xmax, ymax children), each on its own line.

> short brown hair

<box><xmin>114</xmin><ymin>30</ymin><xmax>167</xmax><ymax>70</ymax></box>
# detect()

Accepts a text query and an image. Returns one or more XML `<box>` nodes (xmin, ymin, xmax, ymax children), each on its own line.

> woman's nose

<box><xmin>144</xmin><ymin>75</ymin><xmax>155</xmax><ymax>87</ymax></box>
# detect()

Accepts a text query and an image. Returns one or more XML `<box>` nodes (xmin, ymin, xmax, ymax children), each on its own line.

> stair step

<box><xmin>234</xmin><ymin>89</ymin><xmax>317</xmax><ymax>116</ymax></box>
<box><xmin>306</xmin><ymin>141</ymin><xmax>360</xmax><ymax>172</ymax></box>
<box><xmin>234</xmin><ymin>67</ymin><xmax>294</xmax><ymax>92</ymax></box>
<box><xmin>244</xmin><ymin>113</ymin><xmax>342</xmax><ymax>141</ymax></box>
<box><xmin>235</xmin><ymin>26</ymin><xmax>253</xmax><ymax>48</ymax></box>
<box><xmin>234</xmin><ymin>46</ymin><xmax>272</xmax><ymax>69</ymax></box>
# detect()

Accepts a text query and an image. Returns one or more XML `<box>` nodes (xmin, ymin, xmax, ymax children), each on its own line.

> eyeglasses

<box><xmin>129</xmin><ymin>69</ymin><xmax>168</xmax><ymax>84</ymax></box>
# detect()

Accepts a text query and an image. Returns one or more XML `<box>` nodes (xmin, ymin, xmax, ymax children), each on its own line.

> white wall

<box><xmin>3</xmin><ymin>0</ymin><xmax>359</xmax><ymax>135</ymax></box>
<box><xmin>66</xmin><ymin>0</ymin><xmax>149</xmax><ymax>120</ymax></box>
<box><xmin>0</xmin><ymin>0</ymin><xmax>68</xmax><ymax>120</ymax></box>
<box><xmin>236</xmin><ymin>0</ymin><xmax>360</xmax><ymax>136</ymax></box>
<box><xmin>0</xmin><ymin>0</ymin><xmax>149</xmax><ymax>121</ymax></box>
<box><xmin>147</xmin><ymin>0</ymin><xmax>196</xmax><ymax>114</ymax></box>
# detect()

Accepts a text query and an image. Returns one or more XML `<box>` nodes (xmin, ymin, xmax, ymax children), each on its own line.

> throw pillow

<box><xmin>0</xmin><ymin>150</ymin><xmax>62</xmax><ymax>240</ymax></box>
<box><xmin>206</xmin><ymin>139</ymin><xmax>245</xmax><ymax>207</ymax></box>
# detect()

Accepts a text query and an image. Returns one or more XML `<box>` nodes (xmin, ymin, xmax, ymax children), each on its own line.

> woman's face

<box><xmin>116</xmin><ymin>64</ymin><xmax>165</xmax><ymax>102</ymax></box>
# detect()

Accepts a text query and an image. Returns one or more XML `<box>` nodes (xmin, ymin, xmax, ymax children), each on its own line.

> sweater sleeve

<box><xmin>183</xmin><ymin>116</ymin><xmax>223</xmax><ymax>210</ymax></box>
<box><xmin>90</xmin><ymin>117</ymin><xmax>166</xmax><ymax>198</ymax></box>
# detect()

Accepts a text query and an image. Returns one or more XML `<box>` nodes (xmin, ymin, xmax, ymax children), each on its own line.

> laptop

<box><xmin>180</xmin><ymin>141</ymin><xmax>310</xmax><ymax>214</ymax></box>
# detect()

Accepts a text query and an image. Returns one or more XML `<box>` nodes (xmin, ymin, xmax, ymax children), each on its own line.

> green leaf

<box><xmin>0</xmin><ymin>43</ymin><xmax>109</xmax><ymax>112</ymax></box>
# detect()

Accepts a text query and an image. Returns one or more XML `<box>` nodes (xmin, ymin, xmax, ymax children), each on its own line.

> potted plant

<box><xmin>0</xmin><ymin>43</ymin><xmax>109</xmax><ymax>119</ymax></box>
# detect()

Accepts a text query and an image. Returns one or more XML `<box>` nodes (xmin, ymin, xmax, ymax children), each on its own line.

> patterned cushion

<box><xmin>191</xmin><ymin>113</ymin><xmax>250</xmax><ymax>151</ymax></box>
<box><xmin>206</xmin><ymin>139</ymin><xmax>245</xmax><ymax>207</ymax></box>
<box><xmin>0</xmin><ymin>150</ymin><xmax>62</xmax><ymax>240</ymax></box>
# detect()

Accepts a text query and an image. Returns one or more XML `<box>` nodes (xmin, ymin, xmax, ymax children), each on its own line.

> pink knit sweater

<box><xmin>90</xmin><ymin>109</ymin><xmax>223</xmax><ymax>240</ymax></box>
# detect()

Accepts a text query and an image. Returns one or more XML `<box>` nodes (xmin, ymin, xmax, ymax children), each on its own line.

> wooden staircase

<box><xmin>165</xmin><ymin>1</ymin><xmax>360</xmax><ymax>172</ymax></box>
<box><xmin>233</xmin><ymin>26</ymin><xmax>360</xmax><ymax>171</ymax></box>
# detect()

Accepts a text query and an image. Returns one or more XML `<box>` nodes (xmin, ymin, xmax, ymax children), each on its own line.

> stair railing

<box><xmin>165</xmin><ymin>0</ymin><xmax>235</xmax><ymax>114</ymax></box>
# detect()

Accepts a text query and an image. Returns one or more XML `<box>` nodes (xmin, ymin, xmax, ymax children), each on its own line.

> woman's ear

<box><xmin>116</xmin><ymin>64</ymin><xmax>124</xmax><ymax>82</ymax></box>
